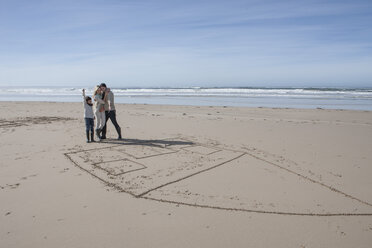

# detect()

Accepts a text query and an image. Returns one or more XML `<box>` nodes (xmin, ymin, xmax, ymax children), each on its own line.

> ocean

<box><xmin>1</xmin><ymin>87</ymin><xmax>372</xmax><ymax>111</ymax></box>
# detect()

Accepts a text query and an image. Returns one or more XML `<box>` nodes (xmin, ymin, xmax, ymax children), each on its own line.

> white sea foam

<box><xmin>1</xmin><ymin>87</ymin><xmax>371</xmax><ymax>110</ymax></box>
<box><xmin>1</xmin><ymin>87</ymin><xmax>372</xmax><ymax>98</ymax></box>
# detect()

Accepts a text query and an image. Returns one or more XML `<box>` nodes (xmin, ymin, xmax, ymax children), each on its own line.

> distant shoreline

<box><xmin>1</xmin><ymin>87</ymin><xmax>372</xmax><ymax>111</ymax></box>
<box><xmin>2</xmin><ymin>86</ymin><xmax>372</xmax><ymax>90</ymax></box>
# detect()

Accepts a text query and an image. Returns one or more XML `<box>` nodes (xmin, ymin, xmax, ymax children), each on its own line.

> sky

<box><xmin>0</xmin><ymin>0</ymin><xmax>371</xmax><ymax>88</ymax></box>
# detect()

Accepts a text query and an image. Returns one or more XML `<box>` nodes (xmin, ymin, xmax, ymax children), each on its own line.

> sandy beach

<box><xmin>1</xmin><ymin>101</ymin><xmax>372</xmax><ymax>247</ymax></box>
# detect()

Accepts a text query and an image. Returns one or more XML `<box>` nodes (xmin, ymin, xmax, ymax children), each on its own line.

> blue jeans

<box><xmin>84</xmin><ymin>118</ymin><xmax>94</xmax><ymax>132</ymax></box>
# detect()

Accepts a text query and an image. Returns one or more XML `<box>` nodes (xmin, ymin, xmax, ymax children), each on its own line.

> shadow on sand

<box><xmin>100</xmin><ymin>138</ymin><xmax>194</xmax><ymax>148</ymax></box>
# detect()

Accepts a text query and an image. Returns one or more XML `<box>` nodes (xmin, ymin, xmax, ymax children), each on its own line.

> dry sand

<box><xmin>1</xmin><ymin>101</ymin><xmax>372</xmax><ymax>247</ymax></box>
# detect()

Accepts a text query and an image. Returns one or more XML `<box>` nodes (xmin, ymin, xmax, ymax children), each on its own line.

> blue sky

<box><xmin>0</xmin><ymin>0</ymin><xmax>371</xmax><ymax>87</ymax></box>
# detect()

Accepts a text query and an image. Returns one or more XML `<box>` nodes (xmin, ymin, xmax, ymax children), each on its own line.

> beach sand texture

<box><xmin>1</xmin><ymin>102</ymin><xmax>372</xmax><ymax>247</ymax></box>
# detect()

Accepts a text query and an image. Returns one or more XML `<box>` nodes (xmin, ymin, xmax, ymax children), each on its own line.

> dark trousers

<box><xmin>101</xmin><ymin>110</ymin><xmax>121</xmax><ymax>137</ymax></box>
<box><xmin>84</xmin><ymin>118</ymin><xmax>94</xmax><ymax>132</ymax></box>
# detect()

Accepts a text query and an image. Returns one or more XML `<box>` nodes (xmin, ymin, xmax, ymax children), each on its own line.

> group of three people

<box><xmin>82</xmin><ymin>83</ymin><xmax>122</xmax><ymax>143</ymax></box>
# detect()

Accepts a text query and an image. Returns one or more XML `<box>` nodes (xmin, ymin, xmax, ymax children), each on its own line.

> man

<box><xmin>100</xmin><ymin>83</ymin><xmax>122</xmax><ymax>140</ymax></box>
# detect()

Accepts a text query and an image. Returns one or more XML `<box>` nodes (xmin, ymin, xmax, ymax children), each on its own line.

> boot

<box><xmin>100</xmin><ymin>126</ymin><xmax>106</xmax><ymax>139</ymax></box>
<box><xmin>86</xmin><ymin>131</ymin><xmax>90</xmax><ymax>143</ymax></box>
<box><xmin>90</xmin><ymin>130</ymin><xmax>95</xmax><ymax>142</ymax></box>
<box><xmin>95</xmin><ymin>128</ymin><xmax>101</xmax><ymax>141</ymax></box>
<box><xmin>117</xmin><ymin>127</ymin><xmax>122</xmax><ymax>140</ymax></box>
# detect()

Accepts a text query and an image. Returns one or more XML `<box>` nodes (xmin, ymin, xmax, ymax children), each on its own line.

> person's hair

<box><xmin>100</xmin><ymin>83</ymin><xmax>107</xmax><ymax>88</ymax></box>
<box><xmin>85</xmin><ymin>96</ymin><xmax>91</xmax><ymax>102</ymax></box>
<box><xmin>93</xmin><ymin>85</ymin><xmax>100</xmax><ymax>97</ymax></box>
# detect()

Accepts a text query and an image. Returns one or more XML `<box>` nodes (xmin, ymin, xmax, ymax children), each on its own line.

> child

<box><xmin>93</xmin><ymin>86</ymin><xmax>109</xmax><ymax>141</ymax></box>
<box><xmin>82</xmin><ymin>89</ymin><xmax>95</xmax><ymax>143</ymax></box>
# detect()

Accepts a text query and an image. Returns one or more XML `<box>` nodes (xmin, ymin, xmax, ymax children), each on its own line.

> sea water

<box><xmin>0</xmin><ymin>87</ymin><xmax>372</xmax><ymax>111</ymax></box>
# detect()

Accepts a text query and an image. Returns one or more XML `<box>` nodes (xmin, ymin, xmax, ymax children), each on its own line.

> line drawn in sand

<box><xmin>0</xmin><ymin>116</ymin><xmax>75</xmax><ymax>129</ymax></box>
<box><xmin>64</xmin><ymin>137</ymin><xmax>372</xmax><ymax>216</ymax></box>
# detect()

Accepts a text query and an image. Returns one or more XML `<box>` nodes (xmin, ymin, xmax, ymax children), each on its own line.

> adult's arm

<box><xmin>108</xmin><ymin>91</ymin><xmax>114</xmax><ymax>111</ymax></box>
<box><xmin>95</xmin><ymin>95</ymin><xmax>105</xmax><ymax>104</ymax></box>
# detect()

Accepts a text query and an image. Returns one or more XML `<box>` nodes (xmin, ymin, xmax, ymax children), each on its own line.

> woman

<box><xmin>93</xmin><ymin>85</ymin><xmax>109</xmax><ymax>141</ymax></box>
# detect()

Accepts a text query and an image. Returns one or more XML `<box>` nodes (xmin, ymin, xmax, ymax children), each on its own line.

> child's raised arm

<box><xmin>82</xmin><ymin>89</ymin><xmax>86</xmax><ymax>102</ymax></box>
